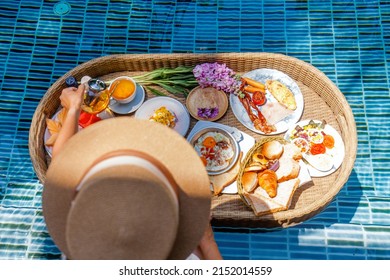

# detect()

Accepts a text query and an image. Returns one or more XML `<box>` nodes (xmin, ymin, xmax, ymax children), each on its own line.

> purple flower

<box><xmin>197</xmin><ymin>107</ymin><xmax>219</xmax><ymax>119</ymax></box>
<box><xmin>193</xmin><ymin>62</ymin><xmax>241</xmax><ymax>94</ymax></box>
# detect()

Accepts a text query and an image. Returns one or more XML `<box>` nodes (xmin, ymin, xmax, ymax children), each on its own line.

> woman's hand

<box><xmin>60</xmin><ymin>84</ymin><xmax>85</xmax><ymax>112</ymax></box>
<box><xmin>196</xmin><ymin>223</ymin><xmax>223</xmax><ymax>260</ymax></box>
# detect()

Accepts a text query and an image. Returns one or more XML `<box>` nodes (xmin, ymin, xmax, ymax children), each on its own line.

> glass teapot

<box><xmin>81</xmin><ymin>78</ymin><xmax>111</xmax><ymax>114</ymax></box>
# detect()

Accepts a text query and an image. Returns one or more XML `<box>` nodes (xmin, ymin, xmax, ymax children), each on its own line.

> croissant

<box><xmin>257</xmin><ymin>169</ymin><xmax>278</xmax><ymax>198</ymax></box>
<box><xmin>57</xmin><ymin>108</ymin><xmax>68</xmax><ymax>125</ymax></box>
<box><xmin>45</xmin><ymin>112</ymin><xmax>65</xmax><ymax>147</ymax></box>
<box><xmin>46</xmin><ymin>118</ymin><xmax>61</xmax><ymax>135</ymax></box>
<box><xmin>45</xmin><ymin>132</ymin><xmax>58</xmax><ymax>146</ymax></box>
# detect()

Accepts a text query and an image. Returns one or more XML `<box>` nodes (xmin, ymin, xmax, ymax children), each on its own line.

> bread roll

<box><xmin>262</xmin><ymin>140</ymin><xmax>284</xmax><ymax>160</ymax></box>
<box><xmin>244</xmin><ymin>163</ymin><xmax>266</xmax><ymax>172</ymax></box>
<box><xmin>241</xmin><ymin>171</ymin><xmax>258</xmax><ymax>193</ymax></box>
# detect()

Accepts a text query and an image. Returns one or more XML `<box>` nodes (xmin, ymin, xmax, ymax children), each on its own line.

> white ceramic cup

<box><xmin>109</xmin><ymin>76</ymin><xmax>137</xmax><ymax>104</ymax></box>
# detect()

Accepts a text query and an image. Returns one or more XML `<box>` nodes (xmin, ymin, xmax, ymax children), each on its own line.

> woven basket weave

<box><xmin>237</xmin><ymin>136</ymin><xmax>288</xmax><ymax>208</ymax></box>
<box><xmin>29</xmin><ymin>52</ymin><xmax>357</xmax><ymax>228</ymax></box>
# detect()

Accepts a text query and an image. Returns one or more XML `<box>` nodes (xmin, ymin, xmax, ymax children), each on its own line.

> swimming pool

<box><xmin>0</xmin><ymin>0</ymin><xmax>389</xmax><ymax>259</ymax></box>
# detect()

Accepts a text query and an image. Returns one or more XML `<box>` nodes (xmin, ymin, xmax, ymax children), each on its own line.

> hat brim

<box><xmin>43</xmin><ymin>117</ymin><xmax>211</xmax><ymax>259</ymax></box>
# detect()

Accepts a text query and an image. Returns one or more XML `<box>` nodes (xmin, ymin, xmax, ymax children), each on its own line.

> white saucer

<box><xmin>108</xmin><ymin>84</ymin><xmax>145</xmax><ymax>114</ymax></box>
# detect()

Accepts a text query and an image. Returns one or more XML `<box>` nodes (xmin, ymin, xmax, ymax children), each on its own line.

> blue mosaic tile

<box><xmin>0</xmin><ymin>0</ymin><xmax>390</xmax><ymax>260</ymax></box>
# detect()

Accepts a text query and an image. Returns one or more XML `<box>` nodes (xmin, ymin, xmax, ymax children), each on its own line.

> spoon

<box><xmin>302</xmin><ymin>153</ymin><xmax>334</xmax><ymax>172</ymax></box>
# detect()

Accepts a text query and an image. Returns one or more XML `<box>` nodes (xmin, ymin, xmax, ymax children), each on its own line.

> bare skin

<box><xmin>195</xmin><ymin>223</ymin><xmax>223</xmax><ymax>260</ymax></box>
<box><xmin>51</xmin><ymin>83</ymin><xmax>223</xmax><ymax>260</ymax></box>
<box><xmin>51</xmin><ymin>84</ymin><xmax>85</xmax><ymax>159</ymax></box>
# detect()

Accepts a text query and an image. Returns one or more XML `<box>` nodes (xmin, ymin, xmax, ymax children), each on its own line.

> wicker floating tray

<box><xmin>29</xmin><ymin>53</ymin><xmax>357</xmax><ymax>228</ymax></box>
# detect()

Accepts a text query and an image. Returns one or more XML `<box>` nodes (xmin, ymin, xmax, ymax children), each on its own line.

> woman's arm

<box><xmin>51</xmin><ymin>84</ymin><xmax>85</xmax><ymax>159</ymax></box>
<box><xmin>197</xmin><ymin>223</ymin><xmax>223</xmax><ymax>260</ymax></box>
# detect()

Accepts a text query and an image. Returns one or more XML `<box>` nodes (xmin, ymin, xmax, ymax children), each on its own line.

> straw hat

<box><xmin>42</xmin><ymin>117</ymin><xmax>211</xmax><ymax>260</ymax></box>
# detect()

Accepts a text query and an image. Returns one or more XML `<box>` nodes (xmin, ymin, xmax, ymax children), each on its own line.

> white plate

<box><xmin>187</xmin><ymin>121</ymin><xmax>255</xmax><ymax>194</ymax></box>
<box><xmin>134</xmin><ymin>96</ymin><xmax>190</xmax><ymax>136</ymax></box>
<box><xmin>108</xmin><ymin>84</ymin><xmax>145</xmax><ymax>114</ymax></box>
<box><xmin>230</xmin><ymin>68</ymin><xmax>304</xmax><ymax>135</ymax></box>
<box><xmin>44</xmin><ymin>108</ymin><xmax>115</xmax><ymax>157</ymax></box>
<box><xmin>284</xmin><ymin>119</ymin><xmax>345</xmax><ymax>177</ymax></box>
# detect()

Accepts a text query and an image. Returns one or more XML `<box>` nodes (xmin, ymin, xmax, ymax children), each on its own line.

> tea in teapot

<box><xmin>81</xmin><ymin>79</ymin><xmax>111</xmax><ymax>114</ymax></box>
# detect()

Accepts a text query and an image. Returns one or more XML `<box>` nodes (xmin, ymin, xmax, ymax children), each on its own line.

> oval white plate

<box><xmin>284</xmin><ymin>119</ymin><xmax>345</xmax><ymax>177</ymax></box>
<box><xmin>135</xmin><ymin>96</ymin><xmax>190</xmax><ymax>136</ymax></box>
<box><xmin>230</xmin><ymin>68</ymin><xmax>304</xmax><ymax>135</ymax></box>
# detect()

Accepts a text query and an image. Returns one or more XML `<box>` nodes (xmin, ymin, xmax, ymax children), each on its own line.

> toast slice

<box><xmin>210</xmin><ymin>152</ymin><xmax>243</xmax><ymax>195</ymax></box>
<box><xmin>275</xmin><ymin>158</ymin><xmax>300</xmax><ymax>183</ymax></box>
<box><xmin>271</xmin><ymin>178</ymin><xmax>300</xmax><ymax>208</ymax></box>
<box><xmin>244</xmin><ymin>191</ymin><xmax>284</xmax><ymax>216</ymax></box>
<box><xmin>245</xmin><ymin>178</ymin><xmax>300</xmax><ymax>216</ymax></box>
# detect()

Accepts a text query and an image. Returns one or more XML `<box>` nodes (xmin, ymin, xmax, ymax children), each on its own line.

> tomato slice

<box><xmin>252</xmin><ymin>91</ymin><xmax>266</xmax><ymax>106</ymax></box>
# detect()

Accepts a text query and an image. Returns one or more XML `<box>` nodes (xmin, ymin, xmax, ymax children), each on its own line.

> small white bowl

<box><xmin>109</xmin><ymin>76</ymin><xmax>137</xmax><ymax>104</ymax></box>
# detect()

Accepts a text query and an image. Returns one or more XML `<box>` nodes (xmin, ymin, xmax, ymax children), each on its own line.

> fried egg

<box><xmin>194</xmin><ymin>131</ymin><xmax>235</xmax><ymax>172</ymax></box>
<box><xmin>149</xmin><ymin>106</ymin><xmax>177</xmax><ymax>128</ymax></box>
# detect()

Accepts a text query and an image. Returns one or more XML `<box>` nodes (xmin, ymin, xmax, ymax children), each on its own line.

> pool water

<box><xmin>0</xmin><ymin>0</ymin><xmax>389</xmax><ymax>259</ymax></box>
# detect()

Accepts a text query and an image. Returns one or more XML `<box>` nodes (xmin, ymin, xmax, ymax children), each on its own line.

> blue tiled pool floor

<box><xmin>0</xmin><ymin>0</ymin><xmax>390</xmax><ymax>260</ymax></box>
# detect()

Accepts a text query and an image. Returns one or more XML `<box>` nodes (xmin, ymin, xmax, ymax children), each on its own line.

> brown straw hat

<box><xmin>42</xmin><ymin>117</ymin><xmax>211</xmax><ymax>260</ymax></box>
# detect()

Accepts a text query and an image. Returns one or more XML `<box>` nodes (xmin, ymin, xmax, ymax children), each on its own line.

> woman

<box><xmin>51</xmin><ymin>84</ymin><xmax>222</xmax><ymax>260</ymax></box>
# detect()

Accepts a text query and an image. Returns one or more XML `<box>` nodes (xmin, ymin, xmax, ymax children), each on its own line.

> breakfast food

<box><xmin>257</xmin><ymin>169</ymin><xmax>278</xmax><ymax>198</ymax></box>
<box><xmin>292</xmin><ymin>138</ymin><xmax>309</xmax><ymax>153</ymax></box>
<box><xmin>239</xmin><ymin>139</ymin><xmax>302</xmax><ymax>216</ymax></box>
<box><xmin>149</xmin><ymin>106</ymin><xmax>177</xmax><ymax>128</ymax></box>
<box><xmin>194</xmin><ymin>131</ymin><xmax>235</xmax><ymax>173</ymax></box>
<box><xmin>275</xmin><ymin>158</ymin><xmax>300</xmax><ymax>183</ymax></box>
<box><xmin>260</xmin><ymin>101</ymin><xmax>294</xmax><ymax>125</ymax></box>
<box><xmin>261</xmin><ymin>140</ymin><xmax>284</xmax><ymax>160</ymax></box>
<box><xmin>45</xmin><ymin>109</ymin><xmax>67</xmax><ymax>147</ymax></box>
<box><xmin>238</xmin><ymin>75</ymin><xmax>300</xmax><ymax>134</ymax></box>
<box><xmin>245</xmin><ymin>178</ymin><xmax>300</xmax><ymax>216</ymax></box>
<box><xmin>243</xmin><ymin>190</ymin><xmax>285</xmax><ymax>216</ymax></box>
<box><xmin>210</xmin><ymin>152</ymin><xmax>243</xmax><ymax>195</ymax></box>
<box><xmin>287</xmin><ymin>120</ymin><xmax>338</xmax><ymax>172</ymax></box>
<box><xmin>241</xmin><ymin>171</ymin><xmax>259</xmax><ymax>193</ymax></box>
<box><xmin>241</xmin><ymin>77</ymin><xmax>266</xmax><ymax>91</ymax></box>
<box><xmin>280</xmin><ymin>143</ymin><xmax>302</xmax><ymax>161</ymax></box>
<box><xmin>265</xmin><ymin>80</ymin><xmax>297</xmax><ymax>110</ymax></box>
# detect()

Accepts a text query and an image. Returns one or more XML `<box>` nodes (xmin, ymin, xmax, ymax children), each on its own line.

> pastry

<box><xmin>265</xmin><ymin>80</ymin><xmax>297</xmax><ymax>110</ymax></box>
<box><xmin>257</xmin><ymin>169</ymin><xmax>278</xmax><ymax>198</ymax></box>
